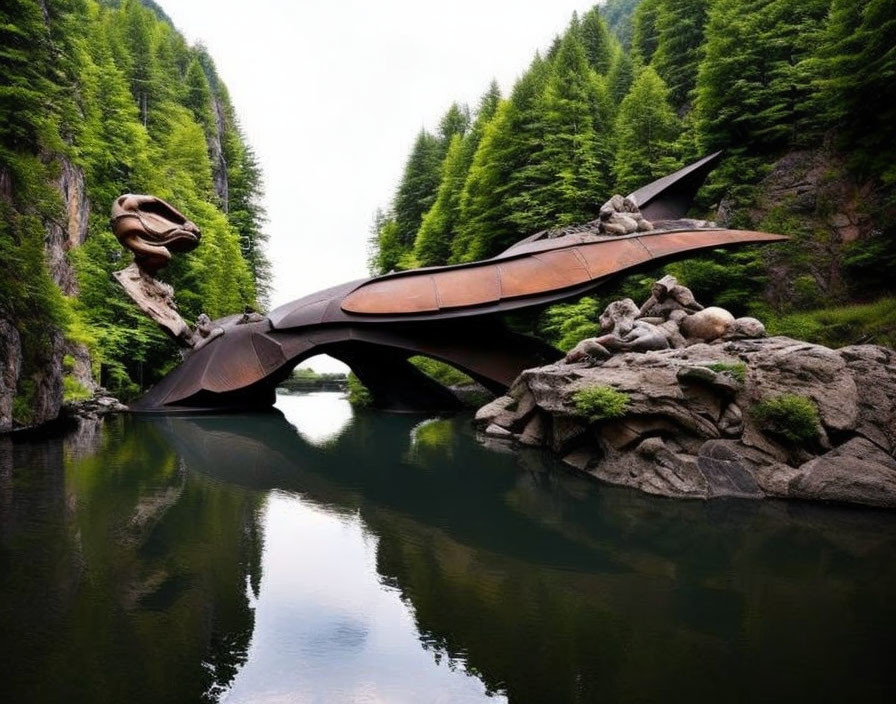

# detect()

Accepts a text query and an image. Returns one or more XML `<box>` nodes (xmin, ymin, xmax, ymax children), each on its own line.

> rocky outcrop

<box><xmin>0</xmin><ymin>158</ymin><xmax>97</xmax><ymax>432</ymax></box>
<box><xmin>476</xmin><ymin>337</ymin><xmax>896</xmax><ymax>509</ymax></box>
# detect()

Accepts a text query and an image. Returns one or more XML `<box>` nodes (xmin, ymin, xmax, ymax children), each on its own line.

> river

<box><xmin>1</xmin><ymin>392</ymin><xmax>895</xmax><ymax>703</ymax></box>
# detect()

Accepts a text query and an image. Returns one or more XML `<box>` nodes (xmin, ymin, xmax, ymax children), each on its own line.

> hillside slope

<box><xmin>0</xmin><ymin>0</ymin><xmax>268</xmax><ymax>430</ymax></box>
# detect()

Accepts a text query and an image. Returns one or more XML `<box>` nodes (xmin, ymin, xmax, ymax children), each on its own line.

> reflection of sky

<box><xmin>275</xmin><ymin>393</ymin><xmax>354</xmax><ymax>447</ymax></box>
<box><xmin>221</xmin><ymin>493</ymin><xmax>501</xmax><ymax>703</ymax></box>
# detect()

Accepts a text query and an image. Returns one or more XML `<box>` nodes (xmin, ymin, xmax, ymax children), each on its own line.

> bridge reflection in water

<box><xmin>3</xmin><ymin>394</ymin><xmax>896</xmax><ymax>703</ymax></box>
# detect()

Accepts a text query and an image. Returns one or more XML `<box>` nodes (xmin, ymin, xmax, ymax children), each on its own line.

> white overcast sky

<box><xmin>159</xmin><ymin>0</ymin><xmax>596</xmax><ymax>368</ymax></box>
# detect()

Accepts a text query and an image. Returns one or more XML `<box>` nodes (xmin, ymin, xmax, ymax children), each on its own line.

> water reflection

<box><xmin>0</xmin><ymin>419</ymin><xmax>264</xmax><ymax>703</ymax></box>
<box><xmin>2</xmin><ymin>394</ymin><xmax>896</xmax><ymax>703</ymax></box>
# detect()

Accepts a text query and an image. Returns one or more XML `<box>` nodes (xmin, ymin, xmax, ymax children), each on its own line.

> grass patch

<box><xmin>409</xmin><ymin>356</ymin><xmax>474</xmax><ymax>386</ymax></box>
<box><xmin>573</xmin><ymin>385</ymin><xmax>630</xmax><ymax>421</ymax></box>
<box><xmin>702</xmin><ymin>362</ymin><xmax>747</xmax><ymax>384</ymax></box>
<box><xmin>765</xmin><ymin>298</ymin><xmax>896</xmax><ymax>348</ymax></box>
<box><xmin>751</xmin><ymin>394</ymin><xmax>820</xmax><ymax>444</ymax></box>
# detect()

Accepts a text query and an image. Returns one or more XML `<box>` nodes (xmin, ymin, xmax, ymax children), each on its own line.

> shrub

<box><xmin>751</xmin><ymin>394</ymin><xmax>820</xmax><ymax>444</ymax></box>
<box><xmin>573</xmin><ymin>385</ymin><xmax>630</xmax><ymax>421</ymax></box>
<box><xmin>703</xmin><ymin>362</ymin><xmax>747</xmax><ymax>384</ymax></box>
<box><xmin>63</xmin><ymin>376</ymin><xmax>92</xmax><ymax>402</ymax></box>
<box><xmin>346</xmin><ymin>373</ymin><xmax>372</xmax><ymax>407</ymax></box>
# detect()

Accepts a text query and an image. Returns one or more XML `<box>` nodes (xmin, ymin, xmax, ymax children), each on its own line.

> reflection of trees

<box><xmin>158</xmin><ymin>408</ymin><xmax>896</xmax><ymax>704</ymax></box>
<box><xmin>0</xmin><ymin>416</ymin><xmax>265</xmax><ymax>703</ymax></box>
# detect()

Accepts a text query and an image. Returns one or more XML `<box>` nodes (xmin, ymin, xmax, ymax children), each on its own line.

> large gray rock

<box><xmin>475</xmin><ymin>336</ymin><xmax>896</xmax><ymax>508</ymax></box>
<box><xmin>789</xmin><ymin>437</ymin><xmax>896</xmax><ymax>508</ymax></box>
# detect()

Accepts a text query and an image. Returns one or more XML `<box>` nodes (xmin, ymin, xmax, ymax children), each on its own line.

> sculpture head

<box><xmin>111</xmin><ymin>194</ymin><xmax>201</xmax><ymax>275</ymax></box>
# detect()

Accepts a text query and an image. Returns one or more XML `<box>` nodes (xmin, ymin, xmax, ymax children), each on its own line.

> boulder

<box><xmin>475</xmin><ymin>336</ymin><xmax>896</xmax><ymax>508</ymax></box>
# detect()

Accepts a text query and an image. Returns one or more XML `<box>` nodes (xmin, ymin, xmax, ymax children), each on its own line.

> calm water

<box><xmin>1</xmin><ymin>392</ymin><xmax>895</xmax><ymax>703</ymax></box>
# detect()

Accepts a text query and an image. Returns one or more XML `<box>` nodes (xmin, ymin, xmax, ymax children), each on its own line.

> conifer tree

<box><xmin>414</xmin><ymin>84</ymin><xmax>501</xmax><ymax>266</ymax></box>
<box><xmin>579</xmin><ymin>8</ymin><xmax>614</xmax><ymax>75</ymax></box>
<box><xmin>614</xmin><ymin>66</ymin><xmax>682</xmax><ymax>193</ymax></box>
<box><xmin>631</xmin><ymin>0</ymin><xmax>663</xmax><ymax>65</ymax></box>
<box><xmin>184</xmin><ymin>56</ymin><xmax>216</xmax><ymax>137</ymax></box>
<box><xmin>454</xmin><ymin>56</ymin><xmax>552</xmax><ymax>261</ymax></box>
<box><xmin>437</xmin><ymin>102</ymin><xmax>471</xmax><ymax>146</ymax></box>
<box><xmin>392</xmin><ymin>130</ymin><xmax>443</xmax><ymax>249</ymax></box>
<box><xmin>608</xmin><ymin>49</ymin><xmax>635</xmax><ymax>104</ymax></box>
<box><xmin>812</xmin><ymin>0</ymin><xmax>896</xmax><ymax>181</ymax></box>
<box><xmin>694</xmin><ymin>0</ymin><xmax>827</xmax><ymax>153</ymax></box>
<box><xmin>651</xmin><ymin>0</ymin><xmax>709</xmax><ymax>108</ymax></box>
<box><xmin>505</xmin><ymin>31</ymin><xmax>613</xmax><ymax>232</ymax></box>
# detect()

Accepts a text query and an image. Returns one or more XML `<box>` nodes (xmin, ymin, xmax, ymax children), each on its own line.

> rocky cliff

<box><xmin>476</xmin><ymin>337</ymin><xmax>896</xmax><ymax>508</ymax></box>
<box><xmin>0</xmin><ymin>158</ymin><xmax>95</xmax><ymax>433</ymax></box>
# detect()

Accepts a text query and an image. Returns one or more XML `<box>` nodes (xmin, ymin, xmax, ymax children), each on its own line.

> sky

<box><xmin>159</xmin><ymin>0</ymin><xmax>596</xmax><ymax>368</ymax></box>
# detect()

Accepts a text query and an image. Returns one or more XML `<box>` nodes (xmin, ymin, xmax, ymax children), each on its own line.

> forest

<box><xmin>0</xmin><ymin>0</ymin><xmax>267</xmax><ymax>421</ymax></box>
<box><xmin>369</xmin><ymin>0</ymin><xmax>896</xmax><ymax>351</ymax></box>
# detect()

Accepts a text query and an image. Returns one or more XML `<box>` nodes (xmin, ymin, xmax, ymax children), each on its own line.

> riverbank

<box><xmin>476</xmin><ymin>336</ymin><xmax>896</xmax><ymax>508</ymax></box>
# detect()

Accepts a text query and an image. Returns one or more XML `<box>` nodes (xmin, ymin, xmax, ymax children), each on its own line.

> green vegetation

<box><xmin>573</xmin><ymin>385</ymin><xmax>631</xmax><ymax>421</ymax></box>
<box><xmin>367</xmin><ymin>0</ymin><xmax>896</xmax><ymax>354</ymax></box>
<box><xmin>702</xmin><ymin>362</ymin><xmax>747</xmax><ymax>384</ymax></box>
<box><xmin>1</xmin><ymin>0</ymin><xmax>267</xmax><ymax>404</ymax></box>
<box><xmin>278</xmin><ymin>367</ymin><xmax>347</xmax><ymax>392</ymax></box>
<box><xmin>765</xmin><ymin>298</ymin><xmax>896</xmax><ymax>349</ymax></box>
<box><xmin>346</xmin><ymin>373</ymin><xmax>373</xmax><ymax>407</ymax></box>
<box><xmin>63</xmin><ymin>376</ymin><xmax>93</xmax><ymax>402</ymax></box>
<box><xmin>408</xmin><ymin>356</ymin><xmax>474</xmax><ymax>387</ymax></box>
<box><xmin>751</xmin><ymin>394</ymin><xmax>820</xmax><ymax>444</ymax></box>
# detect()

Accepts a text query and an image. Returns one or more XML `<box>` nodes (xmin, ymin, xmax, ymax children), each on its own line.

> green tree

<box><xmin>437</xmin><ymin>102</ymin><xmax>471</xmax><ymax>146</ymax></box>
<box><xmin>614</xmin><ymin>66</ymin><xmax>682</xmax><ymax>193</ymax></box>
<box><xmin>579</xmin><ymin>8</ymin><xmax>615</xmax><ymax>74</ymax></box>
<box><xmin>413</xmin><ymin>84</ymin><xmax>501</xmax><ymax>266</ymax></box>
<box><xmin>694</xmin><ymin>0</ymin><xmax>828</xmax><ymax>153</ymax></box>
<box><xmin>812</xmin><ymin>0</ymin><xmax>896</xmax><ymax>182</ymax></box>
<box><xmin>631</xmin><ymin>0</ymin><xmax>663</xmax><ymax>65</ymax></box>
<box><xmin>392</xmin><ymin>129</ymin><xmax>443</xmax><ymax>249</ymax></box>
<box><xmin>453</xmin><ymin>55</ymin><xmax>552</xmax><ymax>261</ymax></box>
<box><xmin>651</xmin><ymin>0</ymin><xmax>709</xmax><ymax>108</ymax></box>
<box><xmin>505</xmin><ymin>31</ymin><xmax>613</xmax><ymax>232</ymax></box>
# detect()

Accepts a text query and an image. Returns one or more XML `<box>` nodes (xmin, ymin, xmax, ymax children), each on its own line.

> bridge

<box><xmin>131</xmin><ymin>153</ymin><xmax>786</xmax><ymax>413</ymax></box>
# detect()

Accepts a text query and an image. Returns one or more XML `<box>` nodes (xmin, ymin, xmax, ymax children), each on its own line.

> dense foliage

<box><xmin>0</xmin><ymin>0</ymin><xmax>268</xmax><ymax>404</ymax></box>
<box><xmin>368</xmin><ymin>0</ymin><xmax>896</xmax><ymax>351</ymax></box>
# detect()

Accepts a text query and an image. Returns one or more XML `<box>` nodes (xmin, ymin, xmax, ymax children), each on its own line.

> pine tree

<box><xmin>414</xmin><ymin>84</ymin><xmax>501</xmax><ymax>266</ymax></box>
<box><xmin>505</xmin><ymin>31</ymin><xmax>613</xmax><ymax>232</ymax></box>
<box><xmin>812</xmin><ymin>0</ymin><xmax>896</xmax><ymax>181</ymax></box>
<box><xmin>651</xmin><ymin>0</ymin><xmax>709</xmax><ymax>109</ymax></box>
<box><xmin>453</xmin><ymin>56</ymin><xmax>552</xmax><ymax>261</ymax></box>
<box><xmin>694</xmin><ymin>0</ymin><xmax>827</xmax><ymax>153</ymax></box>
<box><xmin>631</xmin><ymin>0</ymin><xmax>663</xmax><ymax>65</ymax></box>
<box><xmin>414</xmin><ymin>135</ymin><xmax>466</xmax><ymax>266</ymax></box>
<box><xmin>437</xmin><ymin>102</ymin><xmax>470</xmax><ymax>146</ymax></box>
<box><xmin>608</xmin><ymin>48</ymin><xmax>635</xmax><ymax>104</ymax></box>
<box><xmin>614</xmin><ymin>66</ymin><xmax>682</xmax><ymax>193</ymax></box>
<box><xmin>392</xmin><ymin>130</ymin><xmax>443</xmax><ymax>249</ymax></box>
<box><xmin>579</xmin><ymin>8</ymin><xmax>614</xmax><ymax>75</ymax></box>
<box><xmin>183</xmin><ymin>56</ymin><xmax>216</xmax><ymax>137</ymax></box>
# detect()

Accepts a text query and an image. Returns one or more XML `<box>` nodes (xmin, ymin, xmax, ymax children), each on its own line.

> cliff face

<box><xmin>476</xmin><ymin>338</ymin><xmax>896</xmax><ymax>509</ymax></box>
<box><xmin>725</xmin><ymin>146</ymin><xmax>886</xmax><ymax>308</ymax></box>
<box><xmin>0</xmin><ymin>157</ymin><xmax>93</xmax><ymax>432</ymax></box>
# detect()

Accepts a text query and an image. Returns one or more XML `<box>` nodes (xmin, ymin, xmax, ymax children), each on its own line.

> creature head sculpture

<box><xmin>111</xmin><ymin>194</ymin><xmax>201</xmax><ymax>275</ymax></box>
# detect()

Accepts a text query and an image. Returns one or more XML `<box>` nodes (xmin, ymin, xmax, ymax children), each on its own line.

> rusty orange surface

<box><xmin>340</xmin><ymin>229</ymin><xmax>786</xmax><ymax>316</ymax></box>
